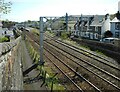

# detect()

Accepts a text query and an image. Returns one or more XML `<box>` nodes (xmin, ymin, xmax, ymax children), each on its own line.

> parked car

<box><xmin>100</xmin><ymin>37</ymin><xmax>119</xmax><ymax>44</ymax></box>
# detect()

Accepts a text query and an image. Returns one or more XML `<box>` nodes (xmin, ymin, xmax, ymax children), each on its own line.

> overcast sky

<box><xmin>1</xmin><ymin>0</ymin><xmax>119</xmax><ymax>22</ymax></box>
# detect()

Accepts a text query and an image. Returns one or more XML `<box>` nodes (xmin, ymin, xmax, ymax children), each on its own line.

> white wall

<box><xmin>101</xmin><ymin>17</ymin><xmax>110</xmax><ymax>36</ymax></box>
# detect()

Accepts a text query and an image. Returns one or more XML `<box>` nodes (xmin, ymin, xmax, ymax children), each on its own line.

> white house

<box><xmin>110</xmin><ymin>17</ymin><xmax>120</xmax><ymax>38</ymax></box>
<box><xmin>101</xmin><ymin>14</ymin><xmax>111</xmax><ymax>37</ymax></box>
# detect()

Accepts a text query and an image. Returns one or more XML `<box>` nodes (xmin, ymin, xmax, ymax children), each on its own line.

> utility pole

<box><xmin>76</xmin><ymin>19</ymin><xmax>79</xmax><ymax>36</ymax></box>
<box><xmin>65</xmin><ymin>13</ymin><xmax>68</xmax><ymax>31</ymax></box>
<box><xmin>80</xmin><ymin>14</ymin><xmax>83</xmax><ymax>38</ymax></box>
<box><xmin>39</xmin><ymin>17</ymin><xmax>44</xmax><ymax>65</ymax></box>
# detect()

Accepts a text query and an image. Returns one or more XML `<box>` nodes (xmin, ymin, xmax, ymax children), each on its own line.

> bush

<box><xmin>0</xmin><ymin>37</ymin><xmax>9</xmax><ymax>42</ymax></box>
<box><xmin>60</xmin><ymin>31</ymin><xmax>70</xmax><ymax>39</ymax></box>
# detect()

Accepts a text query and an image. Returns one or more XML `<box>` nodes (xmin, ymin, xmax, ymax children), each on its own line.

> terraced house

<box><xmin>74</xmin><ymin>14</ymin><xmax>110</xmax><ymax>40</ymax></box>
<box><xmin>73</xmin><ymin>1</ymin><xmax>120</xmax><ymax>40</ymax></box>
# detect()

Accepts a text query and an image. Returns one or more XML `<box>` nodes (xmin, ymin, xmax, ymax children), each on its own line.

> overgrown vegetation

<box><xmin>46</xmin><ymin>30</ymin><xmax>55</xmax><ymax>37</ymax></box>
<box><xmin>60</xmin><ymin>31</ymin><xmax>71</xmax><ymax>40</ymax></box>
<box><xmin>0</xmin><ymin>36</ymin><xmax>9</xmax><ymax>42</ymax></box>
<box><xmin>24</xmin><ymin>36</ymin><xmax>65</xmax><ymax>91</ymax></box>
<box><xmin>80</xmin><ymin>45</ymin><xmax>90</xmax><ymax>50</ymax></box>
<box><xmin>31</xmin><ymin>28</ymin><xmax>39</xmax><ymax>36</ymax></box>
<box><xmin>37</xmin><ymin>65</ymin><xmax>65</xmax><ymax>90</ymax></box>
<box><xmin>63</xmin><ymin>38</ymin><xmax>106</xmax><ymax>57</ymax></box>
<box><xmin>95</xmin><ymin>50</ymin><xmax>105</xmax><ymax>56</ymax></box>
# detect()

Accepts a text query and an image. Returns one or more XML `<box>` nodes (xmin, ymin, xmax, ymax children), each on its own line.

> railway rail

<box><xmin>56</xmin><ymin>40</ymin><xmax>120</xmax><ymax>70</ymax></box>
<box><xmin>45</xmin><ymin>35</ymin><xmax>120</xmax><ymax>78</ymax></box>
<box><xmin>24</xmin><ymin>31</ymin><xmax>120</xmax><ymax>91</ymax></box>
<box><xmin>44</xmin><ymin>47</ymin><xmax>101</xmax><ymax>91</ymax></box>
<box><xmin>44</xmin><ymin>40</ymin><xmax>120</xmax><ymax>90</ymax></box>
<box><xmin>45</xmin><ymin>34</ymin><xmax>120</xmax><ymax>71</ymax></box>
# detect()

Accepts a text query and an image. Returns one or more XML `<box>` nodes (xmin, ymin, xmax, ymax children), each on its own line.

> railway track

<box><xmin>25</xmin><ymin>32</ymin><xmax>97</xmax><ymax>91</ymax></box>
<box><xmin>44</xmin><ymin>40</ymin><xmax>120</xmax><ymax>90</ymax></box>
<box><xmin>44</xmin><ymin>47</ymin><xmax>101</xmax><ymax>91</ymax></box>
<box><xmin>45</xmin><ymin>35</ymin><xmax>120</xmax><ymax>78</ymax></box>
<box><xmin>56</xmin><ymin>40</ymin><xmax>120</xmax><ymax>70</ymax></box>
<box><xmin>45</xmin><ymin>34</ymin><xmax>120</xmax><ymax>71</ymax></box>
<box><xmin>44</xmin><ymin>52</ymin><xmax>83</xmax><ymax>91</ymax></box>
<box><xmin>24</xmin><ymin>31</ymin><xmax>120</xmax><ymax>91</ymax></box>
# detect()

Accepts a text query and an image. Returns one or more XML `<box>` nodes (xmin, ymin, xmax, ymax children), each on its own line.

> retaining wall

<box><xmin>0</xmin><ymin>36</ymin><xmax>23</xmax><ymax>91</ymax></box>
<box><xmin>72</xmin><ymin>38</ymin><xmax>120</xmax><ymax>63</ymax></box>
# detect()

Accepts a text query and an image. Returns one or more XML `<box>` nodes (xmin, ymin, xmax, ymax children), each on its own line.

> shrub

<box><xmin>60</xmin><ymin>31</ymin><xmax>70</xmax><ymax>39</ymax></box>
<box><xmin>0</xmin><ymin>37</ymin><xmax>9</xmax><ymax>42</ymax></box>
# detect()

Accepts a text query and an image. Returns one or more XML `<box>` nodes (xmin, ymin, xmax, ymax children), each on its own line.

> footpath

<box><xmin>21</xmin><ymin>40</ymin><xmax>47</xmax><ymax>91</ymax></box>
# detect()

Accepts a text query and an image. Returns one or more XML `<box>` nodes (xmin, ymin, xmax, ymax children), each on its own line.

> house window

<box><xmin>115</xmin><ymin>23</ymin><xmax>120</xmax><ymax>30</ymax></box>
<box><xmin>98</xmin><ymin>27</ymin><xmax>101</xmax><ymax>34</ymax></box>
<box><xmin>94</xmin><ymin>33</ymin><xmax>98</xmax><ymax>39</ymax></box>
<box><xmin>115</xmin><ymin>32</ymin><xmax>119</xmax><ymax>38</ymax></box>
<box><xmin>95</xmin><ymin>27</ymin><xmax>98</xmax><ymax>31</ymax></box>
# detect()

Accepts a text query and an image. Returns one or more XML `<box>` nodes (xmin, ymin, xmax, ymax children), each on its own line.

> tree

<box><xmin>116</xmin><ymin>11</ymin><xmax>120</xmax><ymax>20</ymax></box>
<box><xmin>2</xmin><ymin>20</ymin><xmax>16</xmax><ymax>29</ymax></box>
<box><xmin>104</xmin><ymin>30</ymin><xmax>113</xmax><ymax>38</ymax></box>
<box><xmin>0</xmin><ymin>0</ymin><xmax>12</xmax><ymax>14</ymax></box>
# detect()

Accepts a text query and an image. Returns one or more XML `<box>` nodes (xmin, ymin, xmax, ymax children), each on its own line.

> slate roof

<box><xmin>90</xmin><ymin>15</ymin><xmax>104</xmax><ymax>26</ymax></box>
<box><xmin>110</xmin><ymin>17</ymin><xmax>120</xmax><ymax>22</ymax></box>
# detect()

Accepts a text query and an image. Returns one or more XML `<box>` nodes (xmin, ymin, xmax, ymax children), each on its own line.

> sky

<box><xmin>1</xmin><ymin>0</ymin><xmax>120</xmax><ymax>22</ymax></box>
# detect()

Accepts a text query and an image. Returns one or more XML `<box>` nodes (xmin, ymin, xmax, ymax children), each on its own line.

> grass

<box><xmin>43</xmin><ymin>65</ymin><xmax>65</xmax><ymax>90</ymax></box>
<box><xmin>80</xmin><ymin>45</ymin><xmax>90</xmax><ymax>50</ymax></box>
<box><xmin>95</xmin><ymin>50</ymin><xmax>105</xmax><ymax>56</ymax></box>
<box><xmin>63</xmin><ymin>38</ymin><xmax>91</xmax><ymax>50</ymax></box>
<box><xmin>45</xmin><ymin>31</ymin><xmax>55</xmax><ymax>37</ymax></box>
<box><xmin>31</xmin><ymin>28</ymin><xmax>39</xmax><ymax>36</ymax></box>
<box><xmin>62</xmin><ymin>37</ymin><xmax>106</xmax><ymax>57</ymax></box>
<box><xmin>60</xmin><ymin>31</ymin><xmax>70</xmax><ymax>40</ymax></box>
<box><xmin>36</xmin><ymin>64</ymin><xmax>65</xmax><ymax>90</ymax></box>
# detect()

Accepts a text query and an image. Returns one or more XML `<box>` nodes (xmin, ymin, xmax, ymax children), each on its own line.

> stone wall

<box><xmin>0</xmin><ymin>36</ymin><xmax>23</xmax><ymax>91</ymax></box>
<box><xmin>114</xmin><ymin>39</ymin><xmax>120</xmax><ymax>47</ymax></box>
